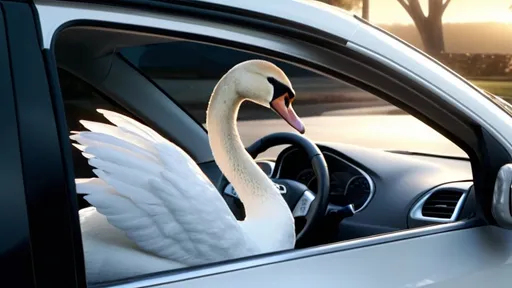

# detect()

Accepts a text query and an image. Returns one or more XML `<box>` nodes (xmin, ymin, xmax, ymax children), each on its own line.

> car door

<box><xmin>18</xmin><ymin>0</ymin><xmax>512</xmax><ymax>287</ymax></box>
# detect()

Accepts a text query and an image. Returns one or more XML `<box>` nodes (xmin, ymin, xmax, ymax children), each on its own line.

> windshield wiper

<box><xmin>386</xmin><ymin>150</ymin><xmax>470</xmax><ymax>161</ymax></box>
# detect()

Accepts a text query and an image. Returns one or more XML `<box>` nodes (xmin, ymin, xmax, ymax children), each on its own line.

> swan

<box><xmin>72</xmin><ymin>59</ymin><xmax>307</xmax><ymax>283</ymax></box>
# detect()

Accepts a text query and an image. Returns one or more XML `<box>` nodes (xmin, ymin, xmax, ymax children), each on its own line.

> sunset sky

<box><xmin>367</xmin><ymin>0</ymin><xmax>512</xmax><ymax>24</ymax></box>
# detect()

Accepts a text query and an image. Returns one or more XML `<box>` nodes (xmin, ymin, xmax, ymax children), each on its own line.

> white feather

<box><xmin>74</xmin><ymin>109</ymin><xmax>260</xmax><ymax>272</ymax></box>
<box><xmin>76</xmin><ymin>60</ymin><xmax>298</xmax><ymax>285</ymax></box>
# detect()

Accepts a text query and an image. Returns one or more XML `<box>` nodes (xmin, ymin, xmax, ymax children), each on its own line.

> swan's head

<box><xmin>233</xmin><ymin>60</ymin><xmax>305</xmax><ymax>134</ymax></box>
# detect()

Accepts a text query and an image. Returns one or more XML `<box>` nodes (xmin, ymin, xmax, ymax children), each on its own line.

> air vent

<box><xmin>421</xmin><ymin>189</ymin><xmax>463</xmax><ymax>219</ymax></box>
<box><xmin>409</xmin><ymin>181</ymin><xmax>472</xmax><ymax>223</ymax></box>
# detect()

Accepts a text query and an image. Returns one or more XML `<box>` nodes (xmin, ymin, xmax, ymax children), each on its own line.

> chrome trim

<box><xmin>292</xmin><ymin>190</ymin><xmax>315</xmax><ymax>217</ymax></box>
<box><xmin>344</xmin><ymin>175</ymin><xmax>370</xmax><ymax>209</ymax></box>
<box><xmin>275</xmin><ymin>148</ymin><xmax>375</xmax><ymax>213</ymax></box>
<box><xmin>105</xmin><ymin>219</ymin><xmax>480</xmax><ymax>288</ymax></box>
<box><xmin>274</xmin><ymin>183</ymin><xmax>287</xmax><ymax>194</ymax></box>
<box><xmin>409</xmin><ymin>181</ymin><xmax>473</xmax><ymax>223</ymax></box>
<box><xmin>223</xmin><ymin>182</ymin><xmax>286</xmax><ymax>199</ymax></box>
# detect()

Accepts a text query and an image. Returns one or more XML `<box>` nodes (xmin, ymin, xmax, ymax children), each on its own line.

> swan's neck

<box><xmin>206</xmin><ymin>77</ymin><xmax>291</xmax><ymax>221</ymax></box>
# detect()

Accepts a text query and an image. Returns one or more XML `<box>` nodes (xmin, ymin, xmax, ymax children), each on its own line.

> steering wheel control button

<box><xmin>274</xmin><ymin>183</ymin><xmax>287</xmax><ymax>194</ymax></box>
<box><xmin>292</xmin><ymin>190</ymin><xmax>315</xmax><ymax>217</ymax></box>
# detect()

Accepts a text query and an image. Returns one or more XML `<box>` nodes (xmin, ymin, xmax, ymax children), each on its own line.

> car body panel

<box><xmin>103</xmin><ymin>223</ymin><xmax>512</xmax><ymax>288</ymax></box>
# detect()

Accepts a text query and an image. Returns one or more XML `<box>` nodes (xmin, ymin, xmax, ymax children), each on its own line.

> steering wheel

<box><xmin>219</xmin><ymin>132</ymin><xmax>330</xmax><ymax>244</ymax></box>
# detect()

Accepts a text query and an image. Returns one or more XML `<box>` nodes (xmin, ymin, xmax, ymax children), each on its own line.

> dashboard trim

<box><xmin>409</xmin><ymin>181</ymin><xmax>473</xmax><ymax>223</ymax></box>
<box><xmin>275</xmin><ymin>148</ymin><xmax>376</xmax><ymax>213</ymax></box>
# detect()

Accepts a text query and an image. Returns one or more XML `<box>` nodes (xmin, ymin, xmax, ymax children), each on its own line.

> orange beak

<box><xmin>270</xmin><ymin>93</ymin><xmax>305</xmax><ymax>134</ymax></box>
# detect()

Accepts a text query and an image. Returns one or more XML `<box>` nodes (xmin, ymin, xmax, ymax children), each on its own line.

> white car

<box><xmin>2</xmin><ymin>0</ymin><xmax>512</xmax><ymax>287</ymax></box>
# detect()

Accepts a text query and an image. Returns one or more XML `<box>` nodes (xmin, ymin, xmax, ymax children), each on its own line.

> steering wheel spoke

<box><xmin>223</xmin><ymin>132</ymin><xmax>330</xmax><ymax>243</ymax></box>
<box><xmin>292</xmin><ymin>190</ymin><xmax>316</xmax><ymax>220</ymax></box>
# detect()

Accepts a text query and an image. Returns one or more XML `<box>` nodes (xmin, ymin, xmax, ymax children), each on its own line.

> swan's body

<box><xmin>74</xmin><ymin>60</ymin><xmax>305</xmax><ymax>283</ymax></box>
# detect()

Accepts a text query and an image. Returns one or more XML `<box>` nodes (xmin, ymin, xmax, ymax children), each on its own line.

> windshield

<box><xmin>120</xmin><ymin>40</ymin><xmax>466</xmax><ymax>159</ymax></box>
<box><xmin>118</xmin><ymin>2</ymin><xmax>512</xmax><ymax>160</ymax></box>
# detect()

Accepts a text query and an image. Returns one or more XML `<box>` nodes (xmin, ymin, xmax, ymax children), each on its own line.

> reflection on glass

<box><xmin>121</xmin><ymin>38</ymin><xmax>467</xmax><ymax>159</ymax></box>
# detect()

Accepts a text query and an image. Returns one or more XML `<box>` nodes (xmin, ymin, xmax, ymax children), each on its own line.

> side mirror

<box><xmin>492</xmin><ymin>164</ymin><xmax>512</xmax><ymax>229</ymax></box>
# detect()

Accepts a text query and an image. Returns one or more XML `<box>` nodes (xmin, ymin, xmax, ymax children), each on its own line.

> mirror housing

<box><xmin>491</xmin><ymin>164</ymin><xmax>512</xmax><ymax>229</ymax></box>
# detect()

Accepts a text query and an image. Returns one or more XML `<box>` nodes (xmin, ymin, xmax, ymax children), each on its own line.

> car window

<box><xmin>120</xmin><ymin>41</ymin><xmax>467</xmax><ymax>159</ymax></box>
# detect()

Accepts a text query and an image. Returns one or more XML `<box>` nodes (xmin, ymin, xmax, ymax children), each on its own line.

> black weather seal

<box><xmin>42</xmin><ymin>48</ymin><xmax>87</xmax><ymax>287</ymax></box>
<box><xmin>386</xmin><ymin>150</ymin><xmax>470</xmax><ymax>161</ymax></box>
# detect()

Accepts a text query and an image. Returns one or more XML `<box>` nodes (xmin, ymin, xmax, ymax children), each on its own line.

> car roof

<box><xmin>189</xmin><ymin>0</ymin><xmax>361</xmax><ymax>37</ymax></box>
<box><xmin>58</xmin><ymin>0</ymin><xmax>363</xmax><ymax>45</ymax></box>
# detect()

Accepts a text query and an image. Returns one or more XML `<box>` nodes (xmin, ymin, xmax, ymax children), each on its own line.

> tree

<box><xmin>316</xmin><ymin>0</ymin><xmax>369</xmax><ymax>20</ymax></box>
<box><xmin>316</xmin><ymin>0</ymin><xmax>361</xmax><ymax>11</ymax></box>
<box><xmin>362</xmin><ymin>0</ymin><xmax>369</xmax><ymax>20</ymax></box>
<box><xmin>396</xmin><ymin>0</ymin><xmax>452</xmax><ymax>57</ymax></box>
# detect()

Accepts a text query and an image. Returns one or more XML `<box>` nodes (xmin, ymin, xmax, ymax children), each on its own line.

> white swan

<box><xmin>73</xmin><ymin>60</ymin><xmax>306</xmax><ymax>283</ymax></box>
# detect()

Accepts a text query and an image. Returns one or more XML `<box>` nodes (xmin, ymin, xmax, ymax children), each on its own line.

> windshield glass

<box><xmin>120</xmin><ymin>40</ymin><xmax>466</xmax><ymax>159</ymax></box>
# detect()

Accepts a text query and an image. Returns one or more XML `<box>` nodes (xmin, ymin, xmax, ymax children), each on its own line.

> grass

<box><xmin>470</xmin><ymin>80</ymin><xmax>512</xmax><ymax>100</ymax></box>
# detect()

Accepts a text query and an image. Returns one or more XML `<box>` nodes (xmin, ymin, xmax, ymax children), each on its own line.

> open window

<box><xmin>41</xmin><ymin>0</ymin><xmax>512</xmax><ymax>285</ymax></box>
<box><xmin>52</xmin><ymin>22</ymin><xmax>477</xmax><ymax>286</ymax></box>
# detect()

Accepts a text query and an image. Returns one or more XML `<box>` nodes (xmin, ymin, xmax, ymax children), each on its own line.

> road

<box><xmin>234</xmin><ymin>106</ymin><xmax>467</xmax><ymax>159</ymax></box>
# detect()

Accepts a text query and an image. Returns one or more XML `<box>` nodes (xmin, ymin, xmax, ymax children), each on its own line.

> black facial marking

<box><xmin>267</xmin><ymin>77</ymin><xmax>295</xmax><ymax>106</ymax></box>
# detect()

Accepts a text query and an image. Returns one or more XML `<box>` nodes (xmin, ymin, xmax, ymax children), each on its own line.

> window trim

<box><xmin>35</xmin><ymin>1</ymin><xmax>508</xmax><ymax>287</ymax></box>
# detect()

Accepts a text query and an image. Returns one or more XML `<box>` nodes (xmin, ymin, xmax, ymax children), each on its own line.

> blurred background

<box><xmin>324</xmin><ymin>0</ymin><xmax>512</xmax><ymax>98</ymax></box>
<box><xmin>120</xmin><ymin>0</ymin><xmax>512</xmax><ymax>159</ymax></box>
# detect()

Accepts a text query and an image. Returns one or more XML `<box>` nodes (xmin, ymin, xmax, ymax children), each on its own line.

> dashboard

<box><xmin>271</xmin><ymin>142</ymin><xmax>476</xmax><ymax>240</ymax></box>
<box><xmin>212</xmin><ymin>141</ymin><xmax>477</xmax><ymax>242</ymax></box>
<box><xmin>275</xmin><ymin>148</ymin><xmax>375</xmax><ymax>213</ymax></box>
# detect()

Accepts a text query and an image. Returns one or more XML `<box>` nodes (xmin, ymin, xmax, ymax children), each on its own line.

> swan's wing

<box><xmin>72</xmin><ymin>109</ymin><xmax>258</xmax><ymax>266</ymax></box>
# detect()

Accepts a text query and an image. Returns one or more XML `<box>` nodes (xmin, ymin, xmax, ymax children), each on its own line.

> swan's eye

<box><xmin>267</xmin><ymin>77</ymin><xmax>294</xmax><ymax>103</ymax></box>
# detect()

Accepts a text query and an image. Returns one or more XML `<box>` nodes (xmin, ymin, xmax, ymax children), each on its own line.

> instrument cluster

<box><xmin>296</xmin><ymin>168</ymin><xmax>372</xmax><ymax>211</ymax></box>
<box><xmin>276</xmin><ymin>148</ymin><xmax>375</xmax><ymax>212</ymax></box>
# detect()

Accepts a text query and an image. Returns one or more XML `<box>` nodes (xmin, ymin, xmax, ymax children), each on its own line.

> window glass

<box><xmin>120</xmin><ymin>41</ymin><xmax>466</xmax><ymax>158</ymax></box>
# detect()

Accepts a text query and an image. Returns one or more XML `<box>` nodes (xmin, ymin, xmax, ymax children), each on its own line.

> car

<box><xmin>2</xmin><ymin>0</ymin><xmax>512</xmax><ymax>287</ymax></box>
